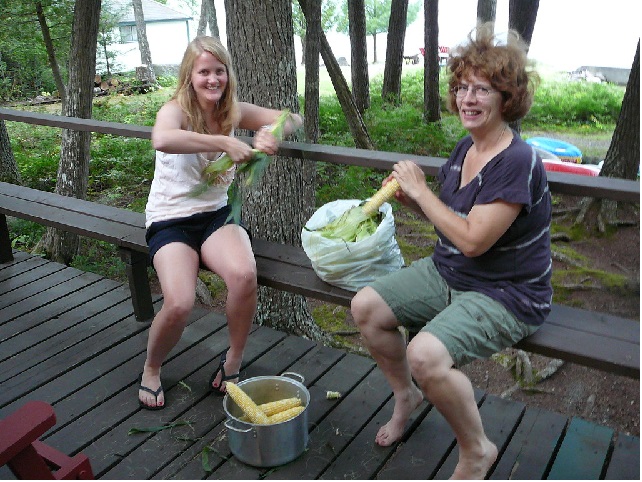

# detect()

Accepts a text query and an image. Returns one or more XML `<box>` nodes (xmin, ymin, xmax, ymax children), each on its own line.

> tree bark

<box><xmin>348</xmin><ymin>0</ymin><xmax>370</xmax><ymax>113</ymax></box>
<box><xmin>132</xmin><ymin>0</ymin><xmax>156</xmax><ymax>83</ymax></box>
<box><xmin>423</xmin><ymin>0</ymin><xmax>440</xmax><ymax>122</ymax></box>
<box><xmin>35</xmin><ymin>1</ymin><xmax>66</xmax><ymax>103</ymax></box>
<box><xmin>299</xmin><ymin>0</ymin><xmax>373</xmax><ymax>149</ymax></box>
<box><xmin>42</xmin><ymin>0</ymin><xmax>101</xmax><ymax>264</ymax></box>
<box><xmin>0</xmin><ymin>120</ymin><xmax>21</xmax><ymax>184</ymax></box>
<box><xmin>301</xmin><ymin>0</ymin><xmax>320</xmax><ymax>143</ymax></box>
<box><xmin>381</xmin><ymin>0</ymin><xmax>409</xmax><ymax>104</ymax></box>
<box><xmin>476</xmin><ymin>0</ymin><xmax>497</xmax><ymax>30</ymax></box>
<box><xmin>224</xmin><ymin>0</ymin><xmax>326</xmax><ymax>341</ymax></box>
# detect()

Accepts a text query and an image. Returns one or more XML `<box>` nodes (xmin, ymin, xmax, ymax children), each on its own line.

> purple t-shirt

<box><xmin>432</xmin><ymin>134</ymin><xmax>553</xmax><ymax>326</ymax></box>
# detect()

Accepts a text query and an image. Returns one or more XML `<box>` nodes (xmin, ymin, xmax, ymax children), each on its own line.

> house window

<box><xmin>119</xmin><ymin>25</ymin><xmax>137</xmax><ymax>43</ymax></box>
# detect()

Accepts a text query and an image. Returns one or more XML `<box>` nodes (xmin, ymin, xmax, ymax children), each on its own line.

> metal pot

<box><xmin>223</xmin><ymin>372</ymin><xmax>309</xmax><ymax>467</ymax></box>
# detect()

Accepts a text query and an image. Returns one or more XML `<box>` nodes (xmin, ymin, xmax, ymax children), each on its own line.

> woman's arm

<box><xmin>151</xmin><ymin>100</ymin><xmax>252</xmax><ymax>162</ymax></box>
<box><xmin>393</xmin><ymin>160</ymin><xmax>522</xmax><ymax>257</ymax></box>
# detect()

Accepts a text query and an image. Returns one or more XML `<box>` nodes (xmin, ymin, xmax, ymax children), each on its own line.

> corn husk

<box><xmin>312</xmin><ymin>179</ymin><xmax>399</xmax><ymax>243</ymax></box>
<box><xmin>188</xmin><ymin>110</ymin><xmax>293</xmax><ymax>222</ymax></box>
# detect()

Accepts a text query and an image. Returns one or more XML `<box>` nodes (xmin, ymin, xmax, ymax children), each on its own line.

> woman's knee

<box><xmin>224</xmin><ymin>262</ymin><xmax>257</xmax><ymax>296</ymax></box>
<box><xmin>351</xmin><ymin>288</ymin><xmax>376</xmax><ymax>328</ymax></box>
<box><xmin>160</xmin><ymin>295</ymin><xmax>194</xmax><ymax>325</ymax></box>
<box><xmin>406</xmin><ymin>333</ymin><xmax>453</xmax><ymax>383</ymax></box>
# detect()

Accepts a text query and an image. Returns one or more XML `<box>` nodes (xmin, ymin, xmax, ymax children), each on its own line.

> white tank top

<box><xmin>145</xmin><ymin>150</ymin><xmax>234</xmax><ymax>227</ymax></box>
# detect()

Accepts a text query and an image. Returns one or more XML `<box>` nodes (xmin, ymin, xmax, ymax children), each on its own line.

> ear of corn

<box><xmin>266</xmin><ymin>405</ymin><xmax>305</xmax><ymax>424</ymax></box>
<box><xmin>257</xmin><ymin>397</ymin><xmax>302</xmax><ymax>416</ymax></box>
<box><xmin>361</xmin><ymin>178</ymin><xmax>400</xmax><ymax>217</ymax></box>
<box><xmin>225</xmin><ymin>382</ymin><xmax>270</xmax><ymax>424</ymax></box>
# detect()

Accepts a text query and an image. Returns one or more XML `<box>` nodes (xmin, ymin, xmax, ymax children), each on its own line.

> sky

<box><xmin>172</xmin><ymin>0</ymin><xmax>640</xmax><ymax>73</ymax></box>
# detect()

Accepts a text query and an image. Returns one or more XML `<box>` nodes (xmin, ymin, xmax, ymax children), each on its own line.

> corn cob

<box><xmin>361</xmin><ymin>178</ymin><xmax>400</xmax><ymax>217</ymax></box>
<box><xmin>257</xmin><ymin>397</ymin><xmax>302</xmax><ymax>417</ymax></box>
<box><xmin>266</xmin><ymin>405</ymin><xmax>305</xmax><ymax>424</ymax></box>
<box><xmin>225</xmin><ymin>382</ymin><xmax>270</xmax><ymax>424</ymax></box>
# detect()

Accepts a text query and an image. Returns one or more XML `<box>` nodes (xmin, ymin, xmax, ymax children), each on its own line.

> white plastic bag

<box><xmin>301</xmin><ymin>199</ymin><xmax>404</xmax><ymax>291</ymax></box>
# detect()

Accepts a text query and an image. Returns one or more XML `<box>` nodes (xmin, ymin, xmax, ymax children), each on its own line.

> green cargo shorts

<box><xmin>369</xmin><ymin>257</ymin><xmax>539</xmax><ymax>367</ymax></box>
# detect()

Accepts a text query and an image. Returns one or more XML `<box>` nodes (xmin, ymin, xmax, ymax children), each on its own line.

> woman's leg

<box><xmin>406</xmin><ymin>333</ymin><xmax>498</xmax><ymax>479</ymax></box>
<box><xmin>351</xmin><ymin>287</ymin><xmax>424</xmax><ymax>446</ymax></box>
<box><xmin>200</xmin><ymin>224</ymin><xmax>257</xmax><ymax>391</ymax></box>
<box><xmin>139</xmin><ymin>242</ymin><xmax>200</xmax><ymax>408</ymax></box>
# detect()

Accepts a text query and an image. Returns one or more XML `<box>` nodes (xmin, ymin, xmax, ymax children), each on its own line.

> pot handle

<box><xmin>280</xmin><ymin>371</ymin><xmax>305</xmax><ymax>384</ymax></box>
<box><xmin>224</xmin><ymin>419</ymin><xmax>254</xmax><ymax>433</ymax></box>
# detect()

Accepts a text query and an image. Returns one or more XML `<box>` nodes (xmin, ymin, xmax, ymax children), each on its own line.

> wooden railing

<box><xmin>0</xmin><ymin>107</ymin><xmax>638</xmax><ymax>203</ymax></box>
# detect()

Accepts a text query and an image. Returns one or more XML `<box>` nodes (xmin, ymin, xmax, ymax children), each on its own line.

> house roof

<box><xmin>109</xmin><ymin>0</ymin><xmax>192</xmax><ymax>24</ymax></box>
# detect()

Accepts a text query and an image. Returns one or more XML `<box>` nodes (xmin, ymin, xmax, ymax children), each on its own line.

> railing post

<box><xmin>119</xmin><ymin>248</ymin><xmax>154</xmax><ymax>322</ymax></box>
<box><xmin>0</xmin><ymin>214</ymin><xmax>14</xmax><ymax>263</ymax></box>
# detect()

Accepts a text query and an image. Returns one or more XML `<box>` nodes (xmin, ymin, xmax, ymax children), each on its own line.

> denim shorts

<box><xmin>369</xmin><ymin>257</ymin><xmax>539</xmax><ymax>367</ymax></box>
<box><xmin>145</xmin><ymin>206</ymin><xmax>250</xmax><ymax>263</ymax></box>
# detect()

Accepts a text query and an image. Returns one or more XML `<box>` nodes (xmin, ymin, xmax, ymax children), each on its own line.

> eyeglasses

<box><xmin>452</xmin><ymin>84</ymin><xmax>496</xmax><ymax>99</ymax></box>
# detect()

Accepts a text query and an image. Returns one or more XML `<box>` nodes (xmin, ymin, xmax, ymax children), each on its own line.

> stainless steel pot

<box><xmin>223</xmin><ymin>372</ymin><xmax>309</xmax><ymax>467</ymax></box>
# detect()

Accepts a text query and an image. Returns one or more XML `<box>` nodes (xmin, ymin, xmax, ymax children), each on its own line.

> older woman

<box><xmin>351</xmin><ymin>26</ymin><xmax>551</xmax><ymax>479</ymax></box>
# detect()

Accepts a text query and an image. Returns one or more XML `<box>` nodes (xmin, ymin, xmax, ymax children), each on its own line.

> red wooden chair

<box><xmin>0</xmin><ymin>401</ymin><xmax>93</xmax><ymax>479</ymax></box>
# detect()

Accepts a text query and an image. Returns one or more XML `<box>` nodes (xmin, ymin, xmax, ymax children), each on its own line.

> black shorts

<box><xmin>145</xmin><ymin>206</ymin><xmax>250</xmax><ymax>263</ymax></box>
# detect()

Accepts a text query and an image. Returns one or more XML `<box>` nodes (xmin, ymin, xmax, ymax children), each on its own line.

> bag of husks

<box><xmin>301</xmin><ymin>198</ymin><xmax>404</xmax><ymax>291</ymax></box>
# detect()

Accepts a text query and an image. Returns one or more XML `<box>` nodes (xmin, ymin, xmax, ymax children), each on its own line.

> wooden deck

<box><xmin>1</xmin><ymin>251</ymin><xmax>639</xmax><ymax>480</ymax></box>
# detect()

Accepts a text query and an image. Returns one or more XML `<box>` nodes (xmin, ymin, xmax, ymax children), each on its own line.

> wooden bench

<box><xmin>0</xmin><ymin>401</ymin><xmax>94</xmax><ymax>479</ymax></box>
<box><xmin>0</xmin><ymin>180</ymin><xmax>639</xmax><ymax>379</ymax></box>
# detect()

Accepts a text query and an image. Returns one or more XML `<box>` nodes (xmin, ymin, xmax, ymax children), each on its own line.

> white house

<box><xmin>103</xmin><ymin>0</ymin><xmax>193</xmax><ymax>74</ymax></box>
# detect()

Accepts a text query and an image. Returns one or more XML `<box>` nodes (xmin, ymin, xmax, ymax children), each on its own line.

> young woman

<box><xmin>139</xmin><ymin>36</ymin><xmax>302</xmax><ymax>410</ymax></box>
<box><xmin>351</xmin><ymin>26</ymin><xmax>550</xmax><ymax>479</ymax></box>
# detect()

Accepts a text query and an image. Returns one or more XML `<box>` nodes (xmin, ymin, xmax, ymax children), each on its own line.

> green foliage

<box><xmin>525</xmin><ymin>80</ymin><xmax>624</xmax><ymax>129</ymax></box>
<box><xmin>335</xmin><ymin>0</ymin><xmax>421</xmax><ymax>37</ymax></box>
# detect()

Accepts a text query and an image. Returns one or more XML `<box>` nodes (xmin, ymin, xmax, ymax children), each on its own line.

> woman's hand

<box><xmin>253</xmin><ymin>126</ymin><xmax>278</xmax><ymax>156</ymax></box>
<box><xmin>390</xmin><ymin>161</ymin><xmax>430</xmax><ymax>214</ymax></box>
<box><xmin>223</xmin><ymin>136</ymin><xmax>255</xmax><ymax>164</ymax></box>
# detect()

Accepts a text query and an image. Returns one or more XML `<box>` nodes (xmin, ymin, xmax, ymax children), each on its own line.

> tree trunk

<box><xmin>132</xmin><ymin>0</ymin><xmax>156</xmax><ymax>84</ymax></box>
<box><xmin>42</xmin><ymin>0</ymin><xmax>101</xmax><ymax>265</ymax></box>
<box><xmin>224</xmin><ymin>0</ymin><xmax>326</xmax><ymax>341</ymax></box>
<box><xmin>197</xmin><ymin>0</ymin><xmax>207</xmax><ymax>35</ymax></box>
<box><xmin>299</xmin><ymin>0</ymin><xmax>373</xmax><ymax>149</ymax></box>
<box><xmin>381</xmin><ymin>0</ymin><xmax>409</xmax><ymax>104</ymax></box>
<box><xmin>0</xmin><ymin>120</ymin><xmax>21</xmax><ymax>184</ymax></box>
<box><xmin>206</xmin><ymin>0</ymin><xmax>219</xmax><ymax>38</ymax></box>
<box><xmin>301</xmin><ymin>0</ymin><xmax>320</xmax><ymax>143</ymax></box>
<box><xmin>600</xmin><ymin>40</ymin><xmax>640</xmax><ymax>181</ymax></box>
<box><xmin>348</xmin><ymin>0</ymin><xmax>370</xmax><ymax>113</ymax></box>
<box><xmin>508</xmin><ymin>0</ymin><xmax>539</xmax><ymax>49</ymax></box>
<box><xmin>477</xmin><ymin>0</ymin><xmax>497</xmax><ymax>30</ymax></box>
<box><xmin>423</xmin><ymin>0</ymin><xmax>440</xmax><ymax>122</ymax></box>
<box><xmin>372</xmin><ymin>34</ymin><xmax>378</xmax><ymax>64</ymax></box>
<box><xmin>575</xmin><ymin>41</ymin><xmax>639</xmax><ymax>230</ymax></box>
<box><xmin>508</xmin><ymin>0</ymin><xmax>539</xmax><ymax>133</ymax></box>
<box><xmin>35</xmin><ymin>1</ymin><xmax>66</xmax><ymax>103</ymax></box>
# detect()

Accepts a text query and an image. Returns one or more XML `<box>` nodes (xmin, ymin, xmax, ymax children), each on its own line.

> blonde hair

<box><xmin>172</xmin><ymin>36</ymin><xmax>240</xmax><ymax>135</ymax></box>
<box><xmin>446</xmin><ymin>23</ymin><xmax>540</xmax><ymax>122</ymax></box>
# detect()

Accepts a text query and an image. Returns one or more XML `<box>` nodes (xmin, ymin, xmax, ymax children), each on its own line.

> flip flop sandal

<box><xmin>209</xmin><ymin>348</ymin><xmax>240</xmax><ymax>396</ymax></box>
<box><xmin>138</xmin><ymin>374</ymin><xmax>165</xmax><ymax>410</ymax></box>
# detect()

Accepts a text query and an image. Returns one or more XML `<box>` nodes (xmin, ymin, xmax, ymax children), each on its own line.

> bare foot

<box><xmin>450</xmin><ymin>438</ymin><xmax>498</xmax><ymax>480</ymax></box>
<box><xmin>139</xmin><ymin>367</ymin><xmax>164</xmax><ymax>409</ymax></box>
<box><xmin>375</xmin><ymin>384</ymin><xmax>424</xmax><ymax>446</ymax></box>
